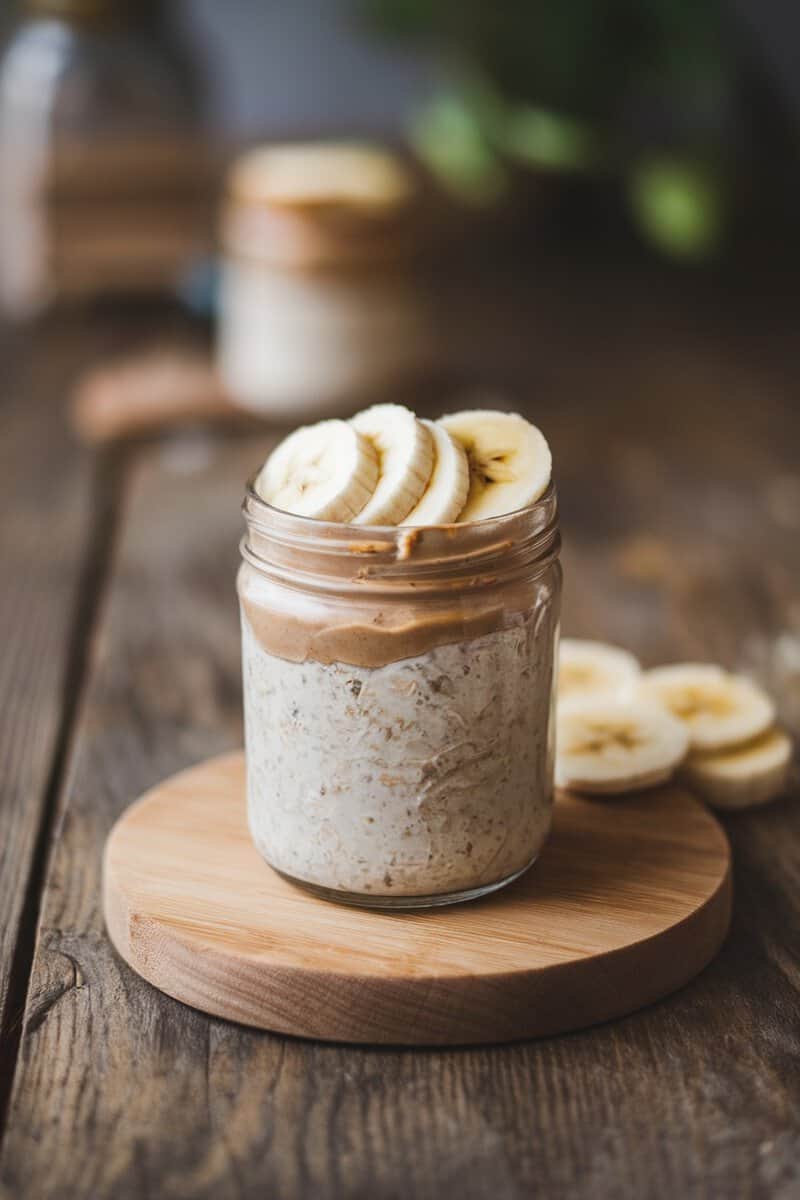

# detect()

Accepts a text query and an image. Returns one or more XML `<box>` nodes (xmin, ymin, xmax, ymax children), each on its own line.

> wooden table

<box><xmin>1</xmin><ymin>255</ymin><xmax>799</xmax><ymax>1199</ymax></box>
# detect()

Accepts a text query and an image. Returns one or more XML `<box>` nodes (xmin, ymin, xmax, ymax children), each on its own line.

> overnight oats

<box><xmin>238</xmin><ymin>405</ymin><xmax>561</xmax><ymax>907</ymax></box>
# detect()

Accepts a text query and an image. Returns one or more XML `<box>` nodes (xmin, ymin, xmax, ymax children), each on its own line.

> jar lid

<box><xmin>227</xmin><ymin>142</ymin><xmax>416</xmax><ymax>214</ymax></box>
<box><xmin>221</xmin><ymin>141</ymin><xmax>434</xmax><ymax>270</ymax></box>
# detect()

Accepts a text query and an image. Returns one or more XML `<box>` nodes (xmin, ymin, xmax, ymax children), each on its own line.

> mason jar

<box><xmin>217</xmin><ymin>142</ymin><xmax>436</xmax><ymax>420</ymax></box>
<box><xmin>238</xmin><ymin>483</ymin><xmax>562</xmax><ymax>908</ymax></box>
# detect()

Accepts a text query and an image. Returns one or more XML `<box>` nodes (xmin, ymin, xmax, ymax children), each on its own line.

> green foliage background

<box><xmin>358</xmin><ymin>0</ymin><xmax>734</xmax><ymax>256</ymax></box>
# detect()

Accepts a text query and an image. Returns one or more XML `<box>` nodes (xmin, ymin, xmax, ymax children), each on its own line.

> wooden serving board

<box><xmin>103</xmin><ymin>751</ymin><xmax>732</xmax><ymax>1045</ymax></box>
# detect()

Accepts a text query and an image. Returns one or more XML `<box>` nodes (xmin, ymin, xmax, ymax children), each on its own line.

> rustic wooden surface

<box><xmin>103</xmin><ymin>751</ymin><xmax>732</xmax><ymax>1045</ymax></box>
<box><xmin>0</xmin><ymin>257</ymin><xmax>799</xmax><ymax>1198</ymax></box>
<box><xmin>0</xmin><ymin>320</ymin><xmax>109</xmax><ymax>1114</ymax></box>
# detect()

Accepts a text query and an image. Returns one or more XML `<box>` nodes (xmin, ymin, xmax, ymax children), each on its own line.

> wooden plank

<box><xmin>0</xmin><ymin>323</ymin><xmax>99</xmax><ymax>1109</ymax></box>
<box><xmin>0</xmin><ymin>305</ymin><xmax>211</xmax><ymax>1126</ymax></box>
<box><xmin>1</xmin><ymin>262</ymin><xmax>800</xmax><ymax>1198</ymax></box>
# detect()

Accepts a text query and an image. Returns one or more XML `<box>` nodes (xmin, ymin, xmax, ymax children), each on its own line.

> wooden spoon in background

<box><xmin>70</xmin><ymin>347</ymin><xmax>260</xmax><ymax>444</ymax></box>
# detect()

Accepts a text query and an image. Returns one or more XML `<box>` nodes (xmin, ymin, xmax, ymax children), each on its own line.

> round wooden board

<box><xmin>103</xmin><ymin>751</ymin><xmax>732</xmax><ymax>1045</ymax></box>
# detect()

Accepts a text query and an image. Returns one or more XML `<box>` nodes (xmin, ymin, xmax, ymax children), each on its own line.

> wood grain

<box><xmin>1</xmin><ymin>258</ymin><xmax>800</xmax><ymax>1198</ymax></box>
<box><xmin>0</xmin><ymin>325</ymin><xmax>100</xmax><ymax>1098</ymax></box>
<box><xmin>103</xmin><ymin>752</ymin><xmax>732</xmax><ymax>1044</ymax></box>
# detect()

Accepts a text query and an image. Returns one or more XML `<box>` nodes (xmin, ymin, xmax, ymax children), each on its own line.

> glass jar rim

<box><xmin>241</xmin><ymin>476</ymin><xmax>559</xmax><ymax>593</ymax></box>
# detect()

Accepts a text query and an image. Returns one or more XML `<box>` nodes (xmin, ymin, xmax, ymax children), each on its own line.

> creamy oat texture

<box><xmin>242</xmin><ymin>606</ymin><xmax>557</xmax><ymax>898</ymax></box>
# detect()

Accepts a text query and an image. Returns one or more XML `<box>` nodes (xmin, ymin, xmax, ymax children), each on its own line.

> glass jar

<box><xmin>217</xmin><ymin>142</ymin><xmax>437</xmax><ymax>420</ymax></box>
<box><xmin>0</xmin><ymin>0</ymin><xmax>211</xmax><ymax>317</ymax></box>
<box><xmin>238</xmin><ymin>484</ymin><xmax>562</xmax><ymax>908</ymax></box>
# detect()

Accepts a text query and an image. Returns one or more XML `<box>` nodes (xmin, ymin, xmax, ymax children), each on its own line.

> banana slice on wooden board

<box><xmin>558</xmin><ymin>639</ymin><xmax>642</xmax><ymax>708</ymax></box>
<box><xmin>351</xmin><ymin>404</ymin><xmax>434</xmax><ymax>525</ymax></box>
<box><xmin>682</xmin><ymin>726</ymin><xmax>793</xmax><ymax>810</ymax></box>
<box><xmin>439</xmin><ymin>410</ymin><xmax>552</xmax><ymax>522</ymax></box>
<box><xmin>555</xmin><ymin>699</ymin><xmax>689</xmax><ymax>794</ymax></box>
<box><xmin>256</xmin><ymin>418</ymin><xmax>379</xmax><ymax>521</ymax></box>
<box><xmin>640</xmin><ymin>663</ymin><xmax>775</xmax><ymax>752</ymax></box>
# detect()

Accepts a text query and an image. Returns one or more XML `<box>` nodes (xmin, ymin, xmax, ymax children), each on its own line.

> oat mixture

<box><xmin>243</xmin><ymin>608</ymin><xmax>556</xmax><ymax>898</ymax></box>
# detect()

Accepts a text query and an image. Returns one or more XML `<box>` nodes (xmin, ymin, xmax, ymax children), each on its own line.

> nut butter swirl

<box><xmin>239</xmin><ymin>481</ymin><xmax>560</xmax><ymax>669</ymax></box>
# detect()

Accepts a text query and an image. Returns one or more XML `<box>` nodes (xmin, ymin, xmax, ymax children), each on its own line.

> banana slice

<box><xmin>640</xmin><ymin>663</ymin><xmax>775</xmax><ymax>752</ymax></box>
<box><xmin>256</xmin><ymin>419</ymin><xmax>379</xmax><ymax>521</ymax></box>
<box><xmin>402</xmin><ymin>420</ymin><xmax>470</xmax><ymax>526</ymax></box>
<box><xmin>558</xmin><ymin>639</ymin><xmax>641</xmax><ymax>708</ymax></box>
<box><xmin>438</xmin><ymin>410</ymin><xmax>552</xmax><ymax>522</ymax></box>
<box><xmin>556</xmin><ymin>699</ymin><xmax>689</xmax><ymax>794</ymax></box>
<box><xmin>351</xmin><ymin>404</ymin><xmax>434</xmax><ymax>525</ymax></box>
<box><xmin>681</xmin><ymin>726</ymin><xmax>793</xmax><ymax>811</ymax></box>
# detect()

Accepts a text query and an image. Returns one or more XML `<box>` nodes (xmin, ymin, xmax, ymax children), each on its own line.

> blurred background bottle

<box><xmin>0</xmin><ymin>0</ymin><xmax>213</xmax><ymax>318</ymax></box>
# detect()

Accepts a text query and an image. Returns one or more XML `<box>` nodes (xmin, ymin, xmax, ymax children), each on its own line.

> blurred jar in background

<box><xmin>218</xmin><ymin>142</ymin><xmax>438</xmax><ymax>421</ymax></box>
<box><xmin>0</xmin><ymin>0</ymin><xmax>212</xmax><ymax>318</ymax></box>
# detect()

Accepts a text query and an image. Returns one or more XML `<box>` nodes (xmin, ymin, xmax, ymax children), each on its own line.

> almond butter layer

<box><xmin>239</xmin><ymin>483</ymin><xmax>559</xmax><ymax>668</ymax></box>
<box><xmin>238</xmin><ymin>564</ymin><xmax>519</xmax><ymax>668</ymax></box>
